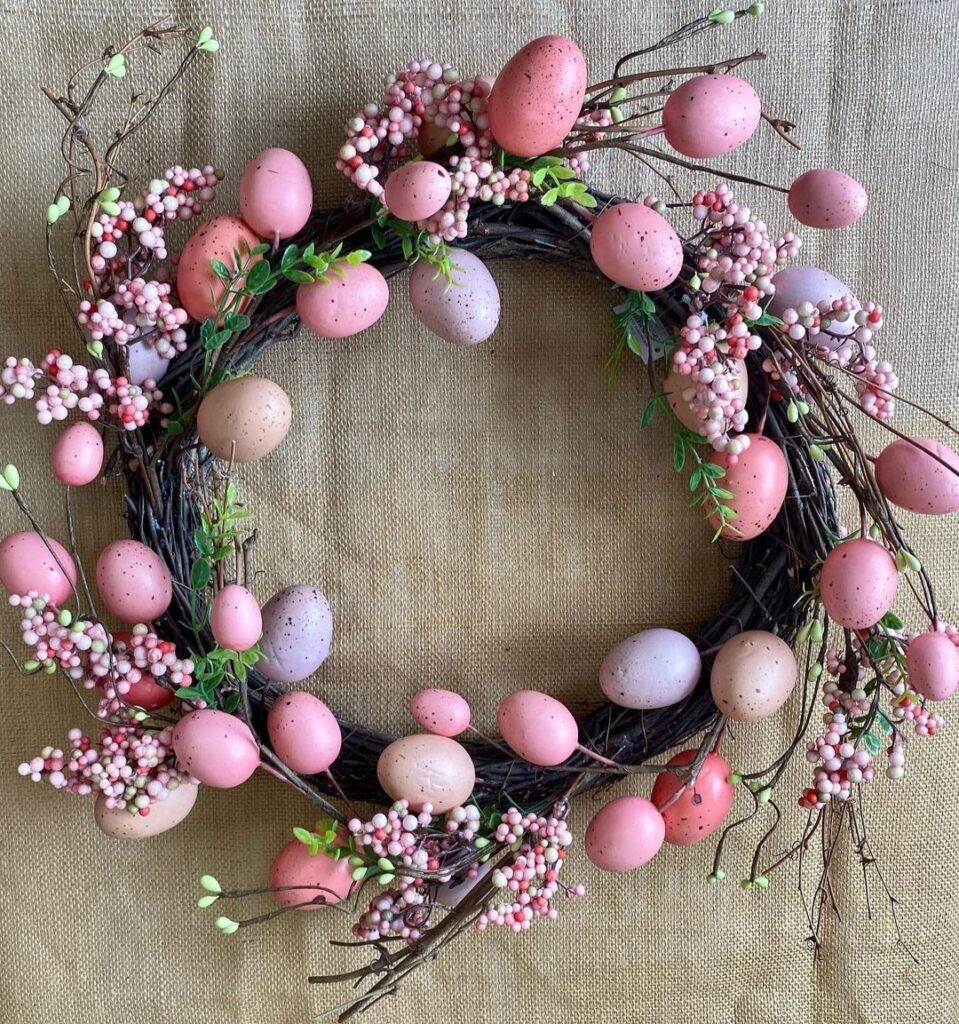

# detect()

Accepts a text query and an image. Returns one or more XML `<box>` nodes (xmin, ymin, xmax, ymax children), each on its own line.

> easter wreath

<box><xmin>3</xmin><ymin>6</ymin><xmax>958</xmax><ymax>1019</ymax></box>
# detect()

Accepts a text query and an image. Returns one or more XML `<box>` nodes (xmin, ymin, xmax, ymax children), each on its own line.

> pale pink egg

<box><xmin>409</xmin><ymin>689</ymin><xmax>471</xmax><ymax>737</ymax></box>
<box><xmin>497</xmin><ymin>690</ymin><xmax>578</xmax><ymax>766</ymax></box>
<box><xmin>268</xmin><ymin>838</ymin><xmax>353</xmax><ymax>908</ymax></box>
<box><xmin>94</xmin><ymin>781</ymin><xmax>198</xmax><ymax>840</ymax></box>
<box><xmin>664</xmin><ymin>358</ymin><xmax>748</xmax><ymax>435</ymax></box>
<box><xmin>50</xmin><ymin>422</ymin><xmax>104</xmax><ymax>486</ymax></box>
<box><xmin>488</xmin><ymin>35</ymin><xmax>587</xmax><ymax>158</ymax></box>
<box><xmin>177</xmin><ymin>214</ymin><xmax>262</xmax><ymax>322</ymax></box>
<box><xmin>769</xmin><ymin>265</ymin><xmax>859</xmax><ymax>350</ymax></box>
<box><xmin>708</xmin><ymin>435</ymin><xmax>788</xmax><ymax>540</ymax></box>
<box><xmin>210</xmin><ymin>584</ymin><xmax>262</xmax><ymax>651</ymax></box>
<box><xmin>95</xmin><ymin>538</ymin><xmax>172</xmax><ymax>623</ymax></box>
<box><xmin>259</xmin><ymin>585</ymin><xmax>333</xmax><ymax>683</ymax></box>
<box><xmin>376</xmin><ymin>734</ymin><xmax>475</xmax><ymax>813</ymax></box>
<box><xmin>172</xmin><ymin>709</ymin><xmax>260</xmax><ymax>788</ymax></box>
<box><xmin>0</xmin><ymin>530</ymin><xmax>77</xmax><ymax>605</ymax></box>
<box><xmin>196</xmin><ymin>376</ymin><xmax>291</xmax><ymax>463</ymax></box>
<box><xmin>875</xmin><ymin>437</ymin><xmax>959</xmax><ymax>516</ymax></box>
<box><xmin>296</xmin><ymin>262</ymin><xmax>390</xmax><ymax>339</ymax></box>
<box><xmin>267</xmin><ymin>691</ymin><xmax>342</xmax><ymax>774</ymax></box>
<box><xmin>650</xmin><ymin>751</ymin><xmax>735</xmax><ymax>845</ymax></box>
<box><xmin>710</xmin><ymin>630</ymin><xmax>798</xmax><ymax>722</ymax></box>
<box><xmin>820</xmin><ymin>538</ymin><xmax>899</xmax><ymax>630</ymax></box>
<box><xmin>662</xmin><ymin>74</ymin><xmax>762</xmax><ymax>158</ymax></box>
<box><xmin>585</xmin><ymin>795</ymin><xmax>665</xmax><ymax>872</ymax></box>
<box><xmin>238</xmin><ymin>148</ymin><xmax>313</xmax><ymax>240</ymax></box>
<box><xmin>126</xmin><ymin>339</ymin><xmax>169</xmax><ymax>387</ymax></box>
<box><xmin>589</xmin><ymin>203</ymin><xmax>684</xmax><ymax>292</ymax></box>
<box><xmin>409</xmin><ymin>249</ymin><xmax>500</xmax><ymax>345</ymax></box>
<box><xmin>906</xmin><ymin>632</ymin><xmax>959</xmax><ymax>702</ymax></box>
<box><xmin>788</xmin><ymin>169</ymin><xmax>868</xmax><ymax>230</ymax></box>
<box><xmin>384</xmin><ymin>161</ymin><xmax>452</xmax><ymax>222</ymax></box>
<box><xmin>599</xmin><ymin>628</ymin><xmax>701</xmax><ymax>710</ymax></box>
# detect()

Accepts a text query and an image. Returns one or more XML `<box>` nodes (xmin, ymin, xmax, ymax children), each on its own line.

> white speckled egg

<box><xmin>409</xmin><ymin>249</ymin><xmax>500</xmax><ymax>345</ymax></box>
<box><xmin>599</xmin><ymin>628</ymin><xmax>701</xmax><ymax>709</ymax></box>
<box><xmin>259</xmin><ymin>585</ymin><xmax>333</xmax><ymax>683</ymax></box>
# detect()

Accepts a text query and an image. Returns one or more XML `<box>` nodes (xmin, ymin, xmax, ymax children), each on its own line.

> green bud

<box><xmin>757</xmin><ymin>786</ymin><xmax>772</xmax><ymax>804</ymax></box>
<box><xmin>214</xmin><ymin>915</ymin><xmax>237</xmax><ymax>931</ymax></box>
<box><xmin>351</xmin><ymin>866</ymin><xmax>369</xmax><ymax>882</ymax></box>
<box><xmin>45</xmin><ymin>662</ymin><xmax>57</xmax><ymax>674</ymax></box>
<box><xmin>796</xmin><ymin>621</ymin><xmax>812</xmax><ymax>644</ymax></box>
<box><xmin>197</xmin><ymin>26</ymin><xmax>214</xmax><ymax>44</ymax></box>
<box><xmin>200</xmin><ymin>874</ymin><xmax>222</xmax><ymax>893</ymax></box>
<box><xmin>708</xmin><ymin>8</ymin><xmax>735</xmax><ymax>24</ymax></box>
<box><xmin>727</xmin><ymin>771</ymin><xmax>742</xmax><ymax>785</ymax></box>
<box><xmin>798</xmin><ymin>400</ymin><xmax>810</xmax><ymax>415</ymax></box>
<box><xmin>810</xmin><ymin>620</ymin><xmax>824</xmax><ymax>643</ymax></box>
<box><xmin>101</xmin><ymin>201</ymin><xmax>121</xmax><ymax>217</ymax></box>
<box><xmin>707</xmin><ymin>872</ymin><xmax>718</xmax><ymax>884</ymax></box>
<box><xmin>86</xmin><ymin>340</ymin><xmax>104</xmax><ymax>359</ymax></box>
<box><xmin>23</xmin><ymin>659</ymin><xmax>40</xmax><ymax>673</ymax></box>
<box><xmin>689</xmin><ymin>273</ymin><xmax>702</xmax><ymax>292</ymax></box>
<box><xmin>0</xmin><ymin>464</ymin><xmax>20</xmax><ymax>491</ymax></box>
<box><xmin>56</xmin><ymin>195</ymin><xmax>70</xmax><ymax>215</ymax></box>
<box><xmin>610</xmin><ymin>106</ymin><xmax>625</xmax><ymax>124</ymax></box>
<box><xmin>348</xmin><ymin>855</ymin><xmax>365</xmax><ymax>867</ymax></box>
<box><xmin>197</xmin><ymin>894</ymin><xmax>219</xmax><ymax>908</ymax></box>
<box><xmin>714</xmin><ymin>867</ymin><xmax>726</xmax><ymax>881</ymax></box>
<box><xmin>740</xmin><ymin>879</ymin><xmax>754</xmax><ymax>890</ymax></box>
<box><xmin>378</xmin><ymin>873</ymin><xmax>395</xmax><ymax>885</ymax></box>
<box><xmin>57</xmin><ymin>608</ymin><xmax>73</xmax><ymax>627</ymax></box>
<box><xmin>809</xmin><ymin>444</ymin><xmax>825</xmax><ymax>462</ymax></box>
<box><xmin>807</xmin><ymin>662</ymin><xmax>823</xmax><ymax>681</ymax></box>
<box><xmin>747</xmin><ymin>2</ymin><xmax>765</xmax><ymax>14</ymax></box>
<box><xmin>377</xmin><ymin>857</ymin><xmax>394</xmax><ymax>873</ymax></box>
<box><xmin>786</xmin><ymin>400</ymin><xmax>799</xmax><ymax>423</ymax></box>
<box><xmin>45</xmin><ymin>204</ymin><xmax>60</xmax><ymax>225</ymax></box>
<box><xmin>609</xmin><ymin>86</ymin><xmax>628</xmax><ymax>103</ymax></box>
<box><xmin>754</xmin><ymin>875</ymin><xmax>769</xmax><ymax>888</ymax></box>
<box><xmin>474</xmin><ymin>836</ymin><xmax>490</xmax><ymax>848</ymax></box>
<box><xmin>895</xmin><ymin>549</ymin><xmax>921</xmax><ymax>573</ymax></box>
<box><xmin>868</xmin><ymin>523</ymin><xmax>882</xmax><ymax>541</ymax></box>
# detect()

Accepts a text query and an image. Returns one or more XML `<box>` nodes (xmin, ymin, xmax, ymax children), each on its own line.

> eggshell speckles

<box><xmin>376</xmin><ymin>734</ymin><xmax>476</xmax><ymax>813</ymax></box>
<box><xmin>488</xmin><ymin>35</ymin><xmax>587</xmax><ymax>158</ymax></box>
<box><xmin>662</xmin><ymin>75</ymin><xmax>762</xmax><ymax>159</ymax></box>
<box><xmin>384</xmin><ymin>161</ymin><xmax>452</xmax><ymax>221</ymax></box>
<box><xmin>708</xmin><ymin>435</ymin><xmax>788</xmax><ymax>541</ymax></box>
<box><xmin>788</xmin><ymin>169</ymin><xmax>868</xmax><ymax>230</ymax></box>
<box><xmin>210</xmin><ymin>584</ymin><xmax>262</xmax><ymax>651</ymax></box>
<box><xmin>238</xmin><ymin>148</ymin><xmax>313</xmax><ymax>240</ymax></box>
<box><xmin>409</xmin><ymin>689</ymin><xmax>471</xmax><ymax>737</ymax></box>
<box><xmin>51</xmin><ymin>422</ymin><xmax>103</xmax><ymax>486</ymax></box>
<box><xmin>875</xmin><ymin>437</ymin><xmax>959</xmax><ymax>516</ymax></box>
<box><xmin>585</xmin><ymin>795</ymin><xmax>665</xmax><ymax>872</ymax></box>
<box><xmin>769</xmin><ymin>266</ymin><xmax>859</xmax><ymax>350</ymax></box>
<box><xmin>664</xmin><ymin>359</ymin><xmax>748</xmax><ymax>435</ymax></box>
<box><xmin>197</xmin><ymin>375</ymin><xmax>291</xmax><ymax>463</ymax></box>
<box><xmin>906</xmin><ymin>632</ymin><xmax>959</xmax><ymax>702</ymax></box>
<box><xmin>259</xmin><ymin>585</ymin><xmax>333</xmax><ymax>684</ymax></box>
<box><xmin>0</xmin><ymin>531</ymin><xmax>77</xmax><ymax>606</ymax></box>
<box><xmin>296</xmin><ymin>262</ymin><xmax>390</xmax><ymax>339</ymax></box>
<box><xmin>599</xmin><ymin>628</ymin><xmax>701</xmax><ymax>710</ymax></box>
<box><xmin>172</xmin><ymin>709</ymin><xmax>260</xmax><ymax>788</ymax></box>
<box><xmin>95</xmin><ymin>539</ymin><xmax>172</xmax><ymax>624</ymax></box>
<box><xmin>710</xmin><ymin>630</ymin><xmax>798</xmax><ymax>722</ymax></box>
<box><xmin>650</xmin><ymin>751</ymin><xmax>735</xmax><ymax>845</ymax></box>
<box><xmin>269</xmin><ymin>839</ymin><xmax>354</xmax><ymax>908</ymax></box>
<box><xmin>497</xmin><ymin>690</ymin><xmax>578</xmax><ymax>766</ymax></box>
<box><xmin>589</xmin><ymin>203</ymin><xmax>684</xmax><ymax>293</ymax></box>
<box><xmin>177</xmin><ymin>214</ymin><xmax>262</xmax><ymax>322</ymax></box>
<box><xmin>94</xmin><ymin>782</ymin><xmax>198</xmax><ymax>840</ymax></box>
<box><xmin>409</xmin><ymin>249</ymin><xmax>500</xmax><ymax>345</ymax></box>
<box><xmin>267</xmin><ymin>691</ymin><xmax>342</xmax><ymax>774</ymax></box>
<box><xmin>819</xmin><ymin>538</ymin><xmax>899</xmax><ymax>630</ymax></box>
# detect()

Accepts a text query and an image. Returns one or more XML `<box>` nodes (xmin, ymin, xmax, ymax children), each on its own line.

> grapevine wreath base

<box><xmin>2</xmin><ymin>6</ymin><xmax>958</xmax><ymax>1020</ymax></box>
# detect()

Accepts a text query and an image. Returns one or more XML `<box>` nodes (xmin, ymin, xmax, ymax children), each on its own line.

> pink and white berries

<box><xmin>384</xmin><ymin>161</ymin><xmax>452</xmax><ymax>221</ymax></box>
<box><xmin>237</xmin><ymin>147</ymin><xmax>313</xmax><ymax>240</ymax></box>
<box><xmin>662</xmin><ymin>74</ymin><xmax>762</xmax><ymax>159</ymax></box>
<box><xmin>819</xmin><ymin>538</ymin><xmax>899</xmax><ymax>630</ymax></box>
<box><xmin>585</xmin><ymin>795</ymin><xmax>665</xmax><ymax>872</ymax></box>
<box><xmin>788</xmin><ymin>168</ymin><xmax>868</xmax><ymax>229</ymax></box>
<box><xmin>589</xmin><ymin>202</ymin><xmax>684</xmax><ymax>293</ymax></box>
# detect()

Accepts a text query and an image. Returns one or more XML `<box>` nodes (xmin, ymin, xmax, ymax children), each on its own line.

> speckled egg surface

<box><xmin>384</xmin><ymin>160</ymin><xmax>452</xmax><ymax>221</ymax></box>
<box><xmin>907</xmin><ymin>632</ymin><xmax>959</xmax><ymax>702</ymax></box>
<box><xmin>409</xmin><ymin>689</ymin><xmax>472</xmax><ymax>737</ymax></box>
<box><xmin>95</xmin><ymin>538</ymin><xmax>172</xmax><ymax>623</ymax></box>
<box><xmin>296</xmin><ymin>262</ymin><xmax>390</xmax><ymax>339</ymax></box>
<box><xmin>376</xmin><ymin>734</ymin><xmax>476</xmax><ymax>813</ymax></box>
<box><xmin>589</xmin><ymin>202</ymin><xmax>684</xmax><ymax>292</ymax></box>
<box><xmin>0</xmin><ymin>530</ymin><xmax>77</xmax><ymax>606</ymax></box>
<box><xmin>197</xmin><ymin>375</ymin><xmax>291</xmax><ymax>463</ymax></box>
<box><xmin>210</xmin><ymin>583</ymin><xmax>262</xmax><ymax>651</ymax></box>
<box><xmin>710</xmin><ymin>630</ymin><xmax>798</xmax><ymax>722</ymax></box>
<box><xmin>50</xmin><ymin>421</ymin><xmax>103</xmax><ymax>486</ymax></box>
<box><xmin>788</xmin><ymin>169</ymin><xmax>868</xmax><ymax>230</ymax></box>
<box><xmin>650</xmin><ymin>751</ymin><xmax>735</xmax><ymax>845</ymax></box>
<box><xmin>269</xmin><ymin>839</ymin><xmax>354</xmax><ymax>908</ymax></box>
<box><xmin>259</xmin><ymin>585</ymin><xmax>333</xmax><ymax>684</ymax></box>
<box><xmin>662</xmin><ymin>74</ymin><xmax>761</xmax><ymax>159</ymax></box>
<box><xmin>409</xmin><ymin>249</ymin><xmax>500</xmax><ymax>345</ymax></box>
<box><xmin>708</xmin><ymin>435</ymin><xmax>788</xmax><ymax>540</ymax></box>
<box><xmin>819</xmin><ymin>538</ymin><xmax>899</xmax><ymax>630</ymax></box>
<box><xmin>267</xmin><ymin>691</ymin><xmax>342</xmax><ymax>774</ymax></box>
<box><xmin>497</xmin><ymin>690</ymin><xmax>579</xmax><ymax>766</ymax></box>
<box><xmin>238</xmin><ymin>147</ymin><xmax>313</xmax><ymax>240</ymax></box>
<box><xmin>176</xmin><ymin>214</ymin><xmax>262</xmax><ymax>322</ymax></box>
<box><xmin>599</xmin><ymin>628</ymin><xmax>701</xmax><ymax>710</ymax></box>
<box><xmin>171</xmin><ymin>709</ymin><xmax>260</xmax><ymax>788</ymax></box>
<box><xmin>94</xmin><ymin>782</ymin><xmax>198</xmax><ymax>840</ymax></box>
<box><xmin>875</xmin><ymin>436</ymin><xmax>959</xmax><ymax>515</ymax></box>
<box><xmin>585</xmin><ymin>795</ymin><xmax>665</xmax><ymax>872</ymax></box>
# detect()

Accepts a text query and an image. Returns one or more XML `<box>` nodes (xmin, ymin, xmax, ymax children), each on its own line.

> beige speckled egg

<box><xmin>197</xmin><ymin>375</ymin><xmax>291</xmax><ymax>462</ymax></box>
<box><xmin>664</xmin><ymin>359</ymin><xmax>747</xmax><ymax>435</ymax></box>
<box><xmin>94</xmin><ymin>782</ymin><xmax>198</xmax><ymax>840</ymax></box>
<box><xmin>875</xmin><ymin>436</ymin><xmax>959</xmax><ymax>515</ymax></box>
<box><xmin>377</xmin><ymin>734</ymin><xmax>475</xmax><ymax>812</ymax></box>
<box><xmin>710</xmin><ymin>630</ymin><xmax>798</xmax><ymax>722</ymax></box>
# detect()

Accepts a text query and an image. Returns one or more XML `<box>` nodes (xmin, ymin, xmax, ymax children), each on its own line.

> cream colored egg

<box><xmin>376</xmin><ymin>734</ymin><xmax>475</xmax><ymax>813</ymax></box>
<box><xmin>197</xmin><ymin>375</ymin><xmax>291</xmax><ymax>463</ymax></box>
<box><xmin>93</xmin><ymin>782</ymin><xmax>198</xmax><ymax>840</ymax></box>
<box><xmin>709</xmin><ymin>630</ymin><xmax>797</xmax><ymax>722</ymax></box>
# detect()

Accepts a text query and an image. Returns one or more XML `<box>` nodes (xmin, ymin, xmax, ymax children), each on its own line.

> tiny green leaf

<box><xmin>200</xmin><ymin>874</ymin><xmax>222</xmax><ymax>894</ymax></box>
<box><xmin>0</xmin><ymin>464</ymin><xmax>20</xmax><ymax>492</ymax></box>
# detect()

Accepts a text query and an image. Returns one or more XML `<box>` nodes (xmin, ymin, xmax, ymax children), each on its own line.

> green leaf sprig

<box><xmin>526</xmin><ymin>156</ymin><xmax>598</xmax><ymax>209</ymax></box>
<box><xmin>176</xmin><ymin>643</ymin><xmax>261</xmax><ymax>711</ymax></box>
<box><xmin>606</xmin><ymin>289</ymin><xmax>660</xmax><ymax>387</ymax></box>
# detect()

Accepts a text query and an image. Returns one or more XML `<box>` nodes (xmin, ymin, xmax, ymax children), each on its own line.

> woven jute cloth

<box><xmin>1</xmin><ymin>1</ymin><xmax>958</xmax><ymax>1021</ymax></box>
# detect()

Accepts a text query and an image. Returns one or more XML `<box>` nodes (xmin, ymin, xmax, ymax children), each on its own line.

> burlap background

<box><xmin>1</xmin><ymin>1</ymin><xmax>958</xmax><ymax>1021</ymax></box>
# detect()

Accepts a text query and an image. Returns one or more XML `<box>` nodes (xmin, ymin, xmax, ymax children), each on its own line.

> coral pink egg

<box><xmin>906</xmin><ymin>632</ymin><xmax>959</xmax><ymax>702</ymax></box>
<box><xmin>238</xmin><ymin>147</ymin><xmax>313</xmax><ymax>240</ymax></box>
<box><xmin>50</xmin><ymin>422</ymin><xmax>104</xmax><ymax>486</ymax></box>
<box><xmin>708</xmin><ymin>435</ymin><xmax>788</xmax><ymax>541</ymax></box>
<box><xmin>599</xmin><ymin>628</ymin><xmax>701</xmax><ymax>710</ymax></box>
<box><xmin>585</xmin><ymin>795</ymin><xmax>665</xmax><ymax>871</ymax></box>
<box><xmin>95</xmin><ymin>539</ymin><xmax>172</xmax><ymax>623</ymax></box>
<box><xmin>875</xmin><ymin>437</ymin><xmax>959</xmax><ymax>516</ymax></box>
<box><xmin>296</xmin><ymin>261</ymin><xmax>390</xmax><ymax>339</ymax></box>
<box><xmin>409</xmin><ymin>689</ymin><xmax>472</xmax><ymax>737</ymax></box>
<box><xmin>384</xmin><ymin>161</ymin><xmax>452</xmax><ymax>221</ymax></box>
<box><xmin>788</xmin><ymin>169</ymin><xmax>868</xmax><ymax>230</ymax></box>
<box><xmin>210</xmin><ymin>584</ymin><xmax>262</xmax><ymax>651</ymax></box>
<box><xmin>267</xmin><ymin>691</ymin><xmax>342</xmax><ymax>774</ymax></box>
<box><xmin>94</xmin><ymin>781</ymin><xmax>198</xmax><ymax>840</ymax></box>
<box><xmin>177</xmin><ymin>214</ymin><xmax>262</xmax><ymax>321</ymax></box>
<box><xmin>589</xmin><ymin>203</ymin><xmax>684</xmax><ymax>292</ymax></box>
<box><xmin>664</xmin><ymin>359</ymin><xmax>748</xmax><ymax>435</ymax></box>
<box><xmin>172</xmin><ymin>709</ymin><xmax>260</xmax><ymax>788</ymax></box>
<box><xmin>0</xmin><ymin>531</ymin><xmax>77</xmax><ymax>606</ymax></box>
<box><xmin>662</xmin><ymin>74</ymin><xmax>762</xmax><ymax>159</ymax></box>
<box><xmin>710</xmin><ymin>630</ymin><xmax>798</xmax><ymax>722</ymax></box>
<box><xmin>497</xmin><ymin>690</ymin><xmax>578</xmax><ymax>766</ymax></box>
<box><xmin>376</xmin><ymin>734</ymin><xmax>475</xmax><ymax>813</ymax></box>
<box><xmin>651</xmin><ymin>751</ymin><xmax>735</xmax><ymax>845</ymax></box>
<box><xmin>268</xmin><ymin>839</ymin><xmax>354</xmax><ymax>908</ymax></box>
<box><xmin>819</xmin><ymin>538</ymin><xmax>899</xmax><ymax>630</ymax></box>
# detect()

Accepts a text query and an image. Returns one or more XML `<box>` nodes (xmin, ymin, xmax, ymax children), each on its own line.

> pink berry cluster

<box><xmin>10</xmin><ymin>592</ymin><xmax>106</xmax><ymax>677</ymax></box>
<box><xmin>79</xmin><ymin>277</ymin><xmax>189</xmax><ymax>358</ymax></box>
<box><xmin>566</xmin><ymin>107</ymin><xmax>614</xmax><ymax>176</ymax></box>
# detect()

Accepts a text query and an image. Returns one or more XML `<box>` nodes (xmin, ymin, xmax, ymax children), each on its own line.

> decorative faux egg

<box><xmin>769</xmin><ymin>265</ymin><xmax>858</xmax><ymax>349</ymax></box>
<box><xmin>409</xmin><ymin>689</ymin><xmax>472</xmax><ymax>737</ymax></box>
<box><xmin>268</xmin><ymin>838</ymin><xmax>354</xmax><ymax>908</ymax></box>
<box><xmin>599</xmin><ymin>628</ymin><xmax>701</xmax><ymax>710</ymax></box>
<box><xmin>51</xmin><ymin>422</ymin><xmax>103</xmax><ymax>486</ymax></box>
<box><xmin>171</xmin><ymin>709</ymin><xmax>260</xmax><ymax>788</ymax></box>
<box><xmin>259</xmin><ymin>585</ymin><xmax>333</xmax><ymax>683</ymax></box>
<box><xmin>296</xmin><ymin>262</ymin><xmax>390</xmax><ymax>339</ymax></box>
<box><xmin>906</xmin><ymin>632</ymin><xmax>959</xmax><ymax>702</ymax></box>
<box><xmin>95</xmin><ymin>538</ymin><xmax>172</xmax><ymax>623</ymax></box>
<box><xmin>176</xmin><ymin>214</ymin><xmax>262</xmax><ymax>322</ymax></box>
<box><xmin>788</xmin><ymin>169</ymin><xmax>868</xmax><ymax>230</ymax></box>
<box><xmin>105</xmin><ymin>631</ymin><xmax>174</xmax><ymax>710</ymax></box>
<box><xmin>585</xmin><ymin>795</ymin><xmax>665</xmax><ymax>872</ymax></box>
<box><xmin>197</xmin><ymin>375</ymin><xmax>291</xmax><ymax>463</ymax></box>
<box><xmin>664</xmin><ymin>358</ymin><xmax>748</xmax><ymax>434</ymax></box>
<box><xmin>650</xmin><ymin>751</ymin><xmax>735</xmax><ymax>845</ymax></box>
<box><xmin>662</xmin><ymin>75</ymin><xmax>762</xmax><ymax>159</ymax></box>
<box><xmin>875</xmin><ymin>437</ymin><xmax>959</xmax><ymax>516</ymax></box>
<box><xmin>267</xmin><ymin>691</ymin><xmax>342</xmax><ymax>774</ymax></box>
<box><xmin>126</xmin><ymin>339</ymin><xmax>169</xmax><ymax>387</ymax></box>
<box><xmin>210</xmin><ymin>584</ymin><xmax>262</xmax><ymax>651</ymax></box>
<box><xmin>384</xmin><ymin>161</ymin><xmax>452</xmax><ymax>221</ymax></box>
<box><xmin>589</xmin><ymin>203</ymin><xmax>684</xmax><ymax>293</ymax></box>
<box><xmin>418</xmin><ymin>117</ymin><xmax>454</xmax><ymax>158</ymax></box>
<box><xmin>710</xmin><ymin>630</ymin><xmax>798</xmax><ymax>722</ymax></box>
<box><xmin>409</xmin><ymin>249</ymin><xmax>500</xmax><ymax>345</ymax></box>
<box><xmin>94</xmin><ymin>782</ymin><xmax>198</xmax><ymax>840</ymax></box>
<box><xmin>708</xmin><ymin>434</ymin><xmax>789</xmax><ymax>540</ymax></box>
<box><xmin>0</xmin><ymin>530</ymin><xmax>77</xmax><ymax>605</ymax></box>
<box><xmin>487</xmin><ymin>35</ymin><xmax>587</xmax><ymax>158</ymax></box>
<box><xmin>237</xmin><ymin>147</ymin><xmax>313</xmax><ymax>240</ymax></box>
<box><xmin>497</xmin><ymin>690</ymin><xmax>578</xmax><ymax>766</ymax></box>
<box><xmin>376</xmin><ymin>734</ymin><xmax>476</xmax><ymax>813</ymax></box>
<box><xmin>819</xmin><ymin>538</ymin><xmax>898</xmax><ymax>630</ymax></box>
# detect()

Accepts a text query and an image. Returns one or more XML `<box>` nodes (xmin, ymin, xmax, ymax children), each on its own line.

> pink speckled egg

<box><xmin>788</xmin><ymin>169</ymin><xmax>868</xmax><ymax>230</ymax></box>
<box><xmin>0</xmin><ymin>530</ymin><xmax>77</xmax><ymax>605</ymax></box>
<box><xmin>664</xmin><ymin>358</ymin><xmax>748</xmax><ymax>435</ymax></box>
<box><xmin>707</xmin><ymin>435</ymin><xmax>788</xmax><ymax>541</ymax></box>
<box><xmin>172</xmin><ymin>709</ymin><xmax>260</xmax><ymax>788</ymax></box>
<box><xmin>259</xmin><ymin>585</ymin><xmax>333</xmax><ymax>683</ymax></box>
<box><xmin>875</xmin><ymin>437</ymin><xmax>959</xmax><ymax>516</ymax></box>
<box><xmin>377</xmin><ymin>734</ymin><xmax>476</xmax><ymax>813</ymax></box>
<box><xmin>197</xmin><ymin>375</ymin><xmax>291</xmax><ymax>463</ymax></box>
<box><xmin>906</xmin><ymin>632</ymin><xmax>959</xmax><ymax>702</ymax></box>
<box><xmin>409</xmin><ymin>689</ymin><xmax>472</xmax><ymax>737</ymax></box>
<box><xmin>488</xmin><ymin>35</ymin><xmax>587</xmax><ymax>158</ymax></box>
<box><xmin>384</xmin><ymin>161</ymin><xmax>452</xmax><ymax>221</ymax></box>
<box><xmin>50</xmin><ymin>422</ymin><xmax>103</xmax><ymax>486</ymax></box>
<box><xmin>267</xmin><ymin>691</ymin><xmax>342</xmax><ymax>774</ymax></box>
<box><xmin>662</xmin><ymin>74</ymin><xmax>762</xmax><ymax>159</ymax></box>
<box><xmin>650</xmin><ymin>751</ymin><xmax>735</xmax><ymax>846</ymax></box>
<box><xmin>497</xmin><ymin>690</ymin><xmax>578</xmax><ymax>766</ymax></box>
<box><xmin>599</xmin><ymin>628</ymin><xmax>701</xmax><ymax>710</ymax></box>
<box><xmin>409</xmin><ymin>249</ymin><xmax>500</xmax><ymax>345</ymax></box>
<box><xmin>819</xmin><ymin>538</ymin><xmax>899</xmax><ymax>630</ymax></box>
<box><xmin>585</xmin><ymin>795</ymin><xmax>665</xmax><ymax>872</ymax></box>
<box><xmin>94</xmin><ymin>781</ymin><xmax>198</xmax><ymax>840</ymax></box>
<box><xmin>710</xmin><ymin>630</ymin><xmax>798</xmax><ymax>722</ymax></box>
<box><xmin>126</xmin><ymin>339</ymin><xmax>169</xmax><ymax>386</ymax></box>
<box><xmin>269</xmin><ymin>839</ymin><xmax>354</xmax><ymax>908</ymax></box>
<box><xmin>95</xmin><ymin>539</ymin><xmax>172</xmax><ymax>623</ymax></box>
<box><xmin>589</xmin><ymin>203</ymin><xmax>684</xmax><ymax>292</ymax></box>
<box><xmin>177</xmin><ymin>214</ymin><xmax>262</xmax><ymax>322</ymax></box>
<box><xmin>769</xmin><ymin>266</ymin><xmax>859</xmax><ymax>350</ymax></box>
<box><xmin>238</xmin><ymin>148</ymin><xmax>313</xmax><ymax>240</ymax></box>
<box><xmin>210</xmin><ymin>584</ymin><xmax>262</xmax><ymax>651</ymax></box>
<box><xmin>296</xmin><ymin>262</ymin><xmax>389</xmax><ymax>339</ymax></box>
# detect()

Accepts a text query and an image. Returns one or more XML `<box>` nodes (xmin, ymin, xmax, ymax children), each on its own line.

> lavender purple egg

<box><xmin>599</xmin><ymin>628</ymin><xmax>701</xmax><ymax>710</ymax></box>
<box><xmin>259</xmin><ymin>585</ymin><xmax>333</xmax><ymax>683</ymax></box>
